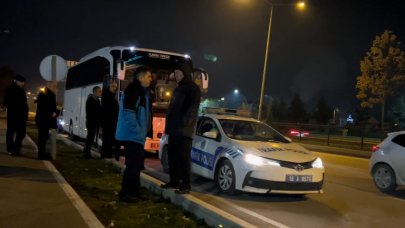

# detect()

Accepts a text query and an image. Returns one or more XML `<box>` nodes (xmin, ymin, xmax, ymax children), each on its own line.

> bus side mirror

<box><xmin>117</xmin><ymin>60</ymin><xmax>125</xmax><ymax>80</ymax></box>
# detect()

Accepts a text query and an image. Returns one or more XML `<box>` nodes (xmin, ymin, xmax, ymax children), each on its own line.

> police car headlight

<box><xmin>312</xmin><ymin>157</ymin><xmax>323</xmax><ymax>169</ymax></box>
<box><xmin>245</xmin><ymin>154</ymin><xmax>280</xmax><ymax>167</ymax></box>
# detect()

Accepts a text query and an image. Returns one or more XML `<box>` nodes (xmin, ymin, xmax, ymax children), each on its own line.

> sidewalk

<box><xmin>0</xmin><ymin>117</ymin><xmax>103</xmax><ymax>228</ymax></box>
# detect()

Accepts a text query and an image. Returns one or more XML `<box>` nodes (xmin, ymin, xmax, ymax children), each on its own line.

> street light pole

<box><xmin>257</xmin><ymin>4</ymin><xmax>274</xmax><ymax>120</ymax></box>
<box><xmin>256</xmin><ymin>1</ymin><xmax>305</xmax><ymax>121</ymax></box>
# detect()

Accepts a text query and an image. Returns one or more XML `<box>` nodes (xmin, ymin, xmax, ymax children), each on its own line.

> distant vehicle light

<box><xmin>372</xmin><ymin>145</ymin><xmax>380</xmax><ymax>152</ymax></box>
<box><xmin>289</xmin><ymin>129</ymin><xmax>310</xmax><ymax>137</ymax></box>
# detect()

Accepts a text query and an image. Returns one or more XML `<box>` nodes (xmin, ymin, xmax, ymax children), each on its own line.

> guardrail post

<box><xmin>326</xmin><ymin>124</ymin><xmax>330</xmax><ymax>146</ymax></box>
<box><xmin>360</xmin><ymin>125</ymin><xmax>364</xmax><ymax>150</ymax></box>
<box><xmin>298</xmin><ymin>123</ymin><xmax>302</xmax><ymax>141</ymax></box>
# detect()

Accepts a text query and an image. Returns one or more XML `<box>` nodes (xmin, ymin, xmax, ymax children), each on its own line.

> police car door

<box><xmin>192</xmin><ymin>117</ymin><xmax>222</xmax><ymax>179</ymax></box>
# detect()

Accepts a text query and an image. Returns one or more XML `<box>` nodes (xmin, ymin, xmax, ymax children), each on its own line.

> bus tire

<box><xmin>69</xmin><ymin>121</ymin><xmax>76</xmax><ymax>140</ymax></box>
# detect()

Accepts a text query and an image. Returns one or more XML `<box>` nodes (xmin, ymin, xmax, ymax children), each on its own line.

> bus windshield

<box><xmin>120</xmin><ymin>49</ymin><xmax>192</xmax><ymax>108</ymax></box>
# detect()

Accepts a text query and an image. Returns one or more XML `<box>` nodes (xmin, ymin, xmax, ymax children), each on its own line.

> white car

<box><xmin>159</xmin><ymin>113</ymin><xmax>325</xmax><ymax>194</ymax></box>
<box><xmin>370</xmin><ymin>131</ymin><xmax>405</xmax><ymax>192</ymax></box>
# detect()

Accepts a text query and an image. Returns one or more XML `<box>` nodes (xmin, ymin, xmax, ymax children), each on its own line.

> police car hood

<box><xmin>235</xmin><ymin>140</ymin><xmax>316</xmax><ymax>163</ymax></box>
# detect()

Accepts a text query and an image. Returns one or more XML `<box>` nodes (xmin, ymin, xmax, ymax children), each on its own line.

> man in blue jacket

<box><xmin>116</xmin><ymin>66</ymin><xmax>152</xmax><ymax>203</ymax></box>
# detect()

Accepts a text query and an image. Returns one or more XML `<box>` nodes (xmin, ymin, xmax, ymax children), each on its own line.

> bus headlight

<box><xmin>312</xmin><ymin>157</ymin><xmax>324</xmax><ymax>169</ymax></box>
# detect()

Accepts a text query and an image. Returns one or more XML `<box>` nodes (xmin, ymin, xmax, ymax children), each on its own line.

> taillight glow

<box><xmin>372</xmin><ymin>146</ymin><xmax>380</xmax><ymax>152</ymax></box>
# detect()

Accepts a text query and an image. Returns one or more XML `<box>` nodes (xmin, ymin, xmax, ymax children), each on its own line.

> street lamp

<box><xmin>234</xmin><ymin>89</ymin><xmax>239</xmax><ymax>94</ymax></box>
<box><xmin>333</xmin><ymin>108</ymin><xmax>340</xmax><ymax>124</ymax></box>
<box><xmin>257</xmin><ymin>0</ymin><xmax>306</xmax><ymax>120</ymax></box>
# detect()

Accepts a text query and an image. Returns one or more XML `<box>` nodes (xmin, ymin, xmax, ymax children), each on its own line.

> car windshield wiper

<box><xmin>254</xmin><ymin>135</ymin><xmax>286</xmax><ymax>143</ymax></box>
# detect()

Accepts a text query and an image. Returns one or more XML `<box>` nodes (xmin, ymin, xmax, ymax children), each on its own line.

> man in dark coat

<box><xmin>162</xmin><ymin>64</ymin><xmax>201</xmax><ymax>194</ymax></box>
<box><xmin>35</xmin><ymin>82</ymin><xmax>57</xmax><ymax>160</ymax></box>
<box><xmin>83</xmin><ymin>86</ymin><xmax>102</xmax><ymax>158</ymax></box>
<box><xmin>100</xmin><ymin>80</ymin><xmax>119</xmax><ymax>159</ymax></box>
<box><xmin>3</xmin><ymin>75</ymin><xmax>28</xmax><ymax>156</ymax></box>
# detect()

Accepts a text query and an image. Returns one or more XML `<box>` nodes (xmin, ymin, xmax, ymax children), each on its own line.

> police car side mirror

<box><xmin>203</xmin><ymin>131</ymin><xmax>218</xmax><ymax>139</ymax></box>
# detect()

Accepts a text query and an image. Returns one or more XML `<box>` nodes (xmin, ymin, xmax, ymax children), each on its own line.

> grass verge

<box><xmin>27</xmin><ymin>125</ymin><xmax>208</xmax><ymax>228</ymax></box>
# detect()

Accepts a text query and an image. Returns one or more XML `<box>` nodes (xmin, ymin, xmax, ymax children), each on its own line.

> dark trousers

<box><xmin>168</xmin><ymin>135</ymin><xmax>192</xmax><ymax>189</ymax></box>
<box><xmin>37</xmin><ymin>125</ymin><xmax>50</xmax><ymax>158</ymax></box>
<box><xmin>100</xmin><ymin>126</ymin><xmax>117</xmax><ymax>158</ymax></box>
<box><xmin>6</xmin><ymin>118</ymin><xmax>26</xmax><ymax>153</ymax></box>
<box><xmin>120</xmin><ymin>141</ymin><xmax>145</xmax><ymax>197</ymax></box>
<box><xmin>84</xmin><ymin>125</ymin><xmax>98</xmax><ymax>156</ymax></box>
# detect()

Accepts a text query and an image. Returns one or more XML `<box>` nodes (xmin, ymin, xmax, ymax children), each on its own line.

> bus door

<box><xmin>78</xmin><ymin>87</ymin><xmax>87</xmax><ymax>138</ymax></box>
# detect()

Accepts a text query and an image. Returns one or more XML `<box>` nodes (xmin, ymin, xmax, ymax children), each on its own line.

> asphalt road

<box><xmin>144</xmin><ymin>151</ymin><xmax>405</xmax><ymax>228</ymax></box>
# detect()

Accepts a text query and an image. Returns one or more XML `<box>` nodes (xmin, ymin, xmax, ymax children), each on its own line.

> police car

<box><xmin>159</xmin><ymin>109</ymin><xmax>325</xmax><ymax>195</ymax></box>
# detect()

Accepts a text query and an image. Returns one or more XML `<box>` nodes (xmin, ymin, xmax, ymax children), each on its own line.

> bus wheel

<box><xmin>69</xmin><ymin>121</ymin><xmax>75</xmax><ymax>140</ymax></box>
<box><xmin>161</xmin><ymin>146</ymin><xmax>169</xmax><ymax>173</ymax></box>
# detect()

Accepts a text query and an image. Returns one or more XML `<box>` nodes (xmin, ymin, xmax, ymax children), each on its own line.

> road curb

<box><xmin>56</xmin><ymin>135</ymin><xmax>256</xmax><ymax>228</ymax></box>
<box><xmin>139</xmin><ymin>173</ymin><xmax>256</xmax><ymax>228</ymax></box>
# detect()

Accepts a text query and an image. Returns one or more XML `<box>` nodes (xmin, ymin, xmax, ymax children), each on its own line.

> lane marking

<box><xmin>212</xmin><ymin>196</ymin><xmax>290</xmax><ymax>228</ymax></box>
<box><xmin>192</xmin><ymin>183</ymin><xmax>290</xmax><ymax>228</ymax></box>
<box><xmin>26</xmin><ymin>135</ymin><xmax>104</xmax><ymax>228</ymax></box>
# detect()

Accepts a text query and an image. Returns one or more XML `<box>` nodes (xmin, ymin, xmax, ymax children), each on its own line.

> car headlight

<box><xmin>312</xmin><ymin>157</ymin><xmax>323</xmax><ymax>169</ymax></box>
<box><xmin>245</xmin><ymin>154</ymin><xmax>280</xmax><ymax>167</ymax></box>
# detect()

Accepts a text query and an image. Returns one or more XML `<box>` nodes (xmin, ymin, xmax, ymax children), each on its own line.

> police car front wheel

<box><xmin>215</xmin><ymin>160</ymin><xmax>237</xmax><ymax>195</ymax></box>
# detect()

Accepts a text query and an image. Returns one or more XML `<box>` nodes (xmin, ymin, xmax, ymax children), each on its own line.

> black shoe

<box><xmin>175</xmin><ymin>187</ymin><xmax>191</xmax><ymax>194</ymax></box>
<box><xmin>119</xmin><ymin>194</ymin><xmax>146</xmax><ymax>203</ymax></box>
<box><xmin>83</xmin><ymin>154</ymin><xmax>92</xmax><ymax>159</ymax></box>
<box><xmin>161</xmin><ymin>182</ymin><xmax>179</xmax><ymax>189</ymax></box>
<box><xmin>38</xmin><ymin>154</ymin><xmax>52</xmax><ymax>160</ymax></box>
<box><xmin>11</xmin><ymin>151</ymin><xmax>21</xmax><ymax>156</ymax></box>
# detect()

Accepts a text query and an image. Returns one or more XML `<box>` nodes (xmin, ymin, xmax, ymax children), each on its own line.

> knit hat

<box><xmin>15</xmin><ymin>75</ymin><xmax>26</xmax><ymax>82</ymax></box>
<box><xmin>176</xmin><ymin>62</ymin><xmax>192</xmax><ymax>80</ymax></box>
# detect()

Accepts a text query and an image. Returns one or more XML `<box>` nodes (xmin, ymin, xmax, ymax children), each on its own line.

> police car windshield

<box><xmin>219</xmin><ymin>120</ymin><xmax>289</xmax><ymax>143</ymax></box>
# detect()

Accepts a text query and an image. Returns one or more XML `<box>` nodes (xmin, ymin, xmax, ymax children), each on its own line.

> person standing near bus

<box><xmin>116</xmin><ymin>66</ymin><xmax>152</xmax><ymax>202</ymax></box>
<box><xmin>3</xmin><ymin>75</ymin><xmax>28</xmax><ymax>156</ymax></box>
<box><xmin>100</xmin><ymin>80</ymin><xmax>119</xmax><ymax>159</ymax></box>
<box><xmin>83</xmin><ymin>86</ymin><xmax>102</xmax><ymax>159</ymax></box>
<box><xmin>162</xmin><ymin>64</ymin><xmax>201</xmax><ymax>194</ymax></box>
<box><xmin>35</xmin><ymin>82</ymin><xmax>57</xmax><ymax>160</ymax></box>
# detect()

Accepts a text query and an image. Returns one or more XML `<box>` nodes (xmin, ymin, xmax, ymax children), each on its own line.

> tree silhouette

<box><xmin>356</xmin><ymin>30</ymin><xmax>405</xmax><ymax>130</ymax></box>
<box><xmin>313</xmin><ymin>96</ymin><xmax>332</xmax><ymax>124</ymax></box>
<box><xmin>288</xmin><ymin>93</ymin><xmax>308</xmax><ymax>123</ymax></box>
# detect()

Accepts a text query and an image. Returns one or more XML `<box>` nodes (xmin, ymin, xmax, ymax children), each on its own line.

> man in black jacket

<box><xmin>100</xmin><ymin>80</ymin><xmax>119</xmax><ymax>159</ymax></box>
<box><xmin>83</xmin><ymin>86</ymin><xmax>102</xmax><ymax>158</ymax></box>
<box><xmin>3</xmin><ymin>75</ymin><xmax>28</xmax><ymax>156</ymax></box>
<box><xmin>35</xmin><ymin>82</ymin><xmax>57</xmax><ymax>160</ymax></box>
<box><xmin>162</xmin><ymin>64</ymin><xmax>201</xmax><ymax>194</ymax></box>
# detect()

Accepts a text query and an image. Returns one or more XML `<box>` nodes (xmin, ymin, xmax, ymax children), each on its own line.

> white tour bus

<box><xmin>61</xmin><ymin>46</ymin><xmax>208</xmax><ymax>151</ymax></box>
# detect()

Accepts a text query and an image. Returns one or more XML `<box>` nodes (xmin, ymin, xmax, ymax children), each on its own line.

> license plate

<box><xmin>286</xmin><ymin>175</ymin><xmax>312</xmax><ymax>182</ymax></box>
<box><xmin>151</xmin><ymin>143</ymin><xmax>159</xmax><ymax>149</ymax></box>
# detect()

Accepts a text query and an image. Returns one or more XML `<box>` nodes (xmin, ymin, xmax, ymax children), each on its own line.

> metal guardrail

<box><xmin>270</xmin><ymin>122</ymin><xmax>387</xmax><ymax>150</ymax></box>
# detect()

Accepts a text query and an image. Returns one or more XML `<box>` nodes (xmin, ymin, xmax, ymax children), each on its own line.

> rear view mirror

<box><xmin>192</xmin><ymin>69</ymin><xmax>209</xmax><ymax>92</ymax></box>
<box><xmin>117</xmin><ymin>60</ymin><xmax>125</xmax><ymax>80</ymax></box>
<box><xmin>203</xmin><ymin>131</ymin><xmax>218</xmax><ymax>139</ymax></box>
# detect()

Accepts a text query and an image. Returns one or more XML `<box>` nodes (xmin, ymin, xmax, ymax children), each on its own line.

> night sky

<box><xmin>1</xmin><ymin>0</ymin><xmax>404</xmax><ymax>112</ymax></box>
